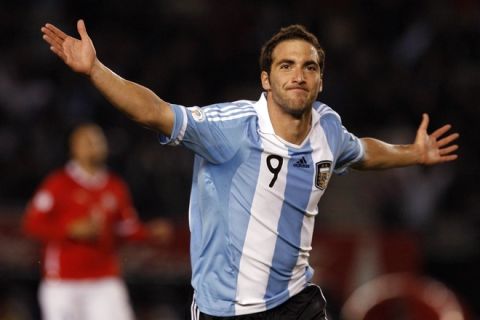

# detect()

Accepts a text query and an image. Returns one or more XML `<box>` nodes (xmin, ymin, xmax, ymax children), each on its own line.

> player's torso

<box><xmin>245</xmin><ymin>125</ymin><xmax>334</xmax><ymax>211</ymax></box>
<box><xmin>192</xmin><ymin>114</ymin><xmax>335</xmax><ymax>315</ymax></box>
<box><xmin>45</xmin><ymin>172</ymin><xmax>123</xmax><ymax>278</ymax></box>
<box><xmin>54</xmin><ymin>173</ymin><xmax>120</xmax><ymax>227</ymax></box>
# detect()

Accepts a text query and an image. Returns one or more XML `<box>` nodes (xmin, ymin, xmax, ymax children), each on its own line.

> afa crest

<box><xmin>315</xmin><ymin>161</ymin><xmax>332</xmax><ymax>190</ymax></box>
<box><xmin>188</xmin><ymin>106</ymin><xmax>206</xmax><ymax>122</ymax></box>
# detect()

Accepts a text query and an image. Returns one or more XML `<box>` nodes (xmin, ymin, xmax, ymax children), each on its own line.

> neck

<box><xmin>266</xmin><ymin>95</ymin><xmax>312</xmax><ymax>145</ymax></box>
<box><xmin>75</xmin><ymin>160</ymin><xmax>103</xmax><ymax>176</ymax></box>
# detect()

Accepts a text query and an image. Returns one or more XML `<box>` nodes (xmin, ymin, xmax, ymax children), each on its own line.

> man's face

<box><xmin>261</xmin><ymin>39</ymin><xmax>323</xmax><ymax>117</ymax></box>
<box><xmin>71</xmin><ymin>125</ymin><xmax>108</xmax><ymax>167</ymax></box>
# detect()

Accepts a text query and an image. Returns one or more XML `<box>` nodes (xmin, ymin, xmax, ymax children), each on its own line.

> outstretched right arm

<box><xmin>41</xmin><ymin>19</ymin><xmax>174</xmax><ymax>135</ymax></box>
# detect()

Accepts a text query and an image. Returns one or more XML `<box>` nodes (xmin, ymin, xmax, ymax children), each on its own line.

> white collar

<box><xmin>66</xmin><ymin>161</ymin><xmax>108</xmax><ymax>189</ymax></box>
<box><xmin>253</xmin><ymin>92</ymin><xmax>320</xmax><ymax>143</ymax></box>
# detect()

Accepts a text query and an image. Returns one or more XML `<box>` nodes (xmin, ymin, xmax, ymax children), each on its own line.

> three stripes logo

<box><xmin>293</xmin><ymin>156</ymin><xmax>310</xmax><ymax>168</ymax></box>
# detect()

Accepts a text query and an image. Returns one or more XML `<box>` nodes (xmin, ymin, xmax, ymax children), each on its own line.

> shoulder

<box><xmin>195</xmin><ymin>100</ymin><xmax>257</xmax><ymax>123</ymax></box>
<box><xmin>42</xmin><ymin>168</ymin><xmax>70</xmax><ymax>187</ymax></box>
<box><xmin>105</xmin><ymin>170</ymin><xmax>125</xmax><ymax>184</ymax></box>
<box><xmin>32</xmin><ymin>168</ymin><xmax>69</xmax><ymax>204</ymax></box>
<box><xmin>105</xmin><ymin>171</ymin><xmax>130</xmax><ymax>191</ymax></box>
<box><xmin>312</xmin><ymin>101</ymin><xmax>341</xmax><ymax>122</ymax></box>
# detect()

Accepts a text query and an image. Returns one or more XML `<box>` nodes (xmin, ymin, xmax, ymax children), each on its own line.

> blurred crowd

<box><xmin>0</xmin><ymin>0</ymin><xmax>479</xmax><ymax>318</ymax></box>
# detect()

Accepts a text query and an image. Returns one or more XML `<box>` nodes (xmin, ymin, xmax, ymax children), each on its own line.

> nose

<box><xmin>292</xmin><ymin>68</ymin><xmax>305</xmax><ymax>83</ymax></box>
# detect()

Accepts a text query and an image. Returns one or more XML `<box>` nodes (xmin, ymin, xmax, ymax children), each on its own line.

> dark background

<box><xmin>0</xmin><ymin>0</ymin><xmax>479</xmax><ymax>319</ymax></box>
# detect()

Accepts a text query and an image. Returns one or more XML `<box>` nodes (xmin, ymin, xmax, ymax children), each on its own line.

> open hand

<box><xmin>41</xmin><ymin>19</ymin><xmax>96</xmax><ymax>75</ymax></box>
<box><xmin>414</xmin><ymin>113</ymin><xmax>459</xmax><ymax>165</ymax></box>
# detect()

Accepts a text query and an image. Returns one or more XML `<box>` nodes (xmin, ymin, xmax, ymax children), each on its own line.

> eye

<box><xmin>280</xmin><ymin>63</ymin><xmax>291</xmax><ymax>70</ymax></box>
<box><xmin>306</xmin><ymin>64</ymin><xmax>318</xmax><ymax>71</ymax></box>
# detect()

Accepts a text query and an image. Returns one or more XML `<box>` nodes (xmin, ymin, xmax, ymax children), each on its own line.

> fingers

<box><xmin>41</xmin><ymin>33</ymin><xmax>66</xmax><ymax>61</ymax></box>
<box><xmin>49</xmin><ymin>45</ymin><xmax>67</xmax><ymax>61</ymax></box>
<box><xmin>439</xmin><ymin>154</ymin><xmax>458</xmax><ymax>162</ymax></box>
<box><xmin>439</xmin><ymin>144</ymin><xmax>459</xmax><ymax>156</ymax></box>
<box><xmin>431</xmin><ymin>124</ymin><xmax>455</xmax><ymax>139</ymax></box>
<box><xmin>77</xmin><ymin>19</ymin><xmax>89</xmax><ymax>40</ymax></box>
<box><xmin>418</xmin><ymin>113</ymin><xmax>460</xmax><ymax>145</ymax></box>
<box><xmin>437</xmin><ymin>132</ymin><xmax>460</xmax><ymax>147</ymax></box>
<box><xmin>42</xmin><ymin>33</ymin><xmax>63</xmax><ymax>54</ymax></box>
<box><xmin>41</xmin><ymin>27</ymin><xmax>64</xmax><ymax>48</ymax></box>
<box><xmin>43</xmin><ymin>23</ymin><xmax>68</xmax><ymax>41</ymax></box>
<box><xmin>418</xmin><ymin>113</ymin><xmax>429</xmax><ymax>132</ymax></box>
<box><xmin>41</xmin><ymin>23</ymin><xmax>70</xmax><ymax>60</ymax></box>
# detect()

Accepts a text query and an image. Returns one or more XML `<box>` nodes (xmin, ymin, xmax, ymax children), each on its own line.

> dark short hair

<box><xmin>259</xmin><ymin>24</ymin><xmax>325</xmax><ymax>75</ymax></box>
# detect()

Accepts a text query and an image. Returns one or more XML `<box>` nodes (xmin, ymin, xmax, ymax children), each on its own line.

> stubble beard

<box><xmin>273</xmin><ymin>91</ymin><xmax>316</xmax><ymax>119</ymax></box>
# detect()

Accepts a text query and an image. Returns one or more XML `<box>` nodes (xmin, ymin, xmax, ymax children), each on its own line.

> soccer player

<box><xmin>40</xmin><ymin>21</ymin><xmax>459</xmax><ymax>319</ymax></box>
<box><xmin>23</xmin><ymin>123</ymin><xmax>173</xmax><ymax>320</ymax></box>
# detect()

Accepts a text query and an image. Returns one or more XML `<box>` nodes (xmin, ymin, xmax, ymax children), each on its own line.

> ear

<box><xmin>261</xmin><ymin>71</ymin><xmax>271</xmax><ymax>91</ymax></box>
<box><xmin>317</xmin><ymin>74</ymin><xmax>323</xmax><ymax>94</ymax></box>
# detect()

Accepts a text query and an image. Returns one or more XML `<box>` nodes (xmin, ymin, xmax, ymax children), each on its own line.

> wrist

<box><xmin>410</xmin><ymin>144</ymin><xmax>425</xmax><ymax>165</ymax></box>
<box><xmin>88</xmin><ymin>58</ymin><xmax>103</xmax><ymax>79</ymax></box>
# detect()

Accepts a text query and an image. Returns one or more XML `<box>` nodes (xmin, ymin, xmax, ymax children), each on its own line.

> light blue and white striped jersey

<box><xmin>159</xmin><ymin>93</ymin><xmax>364</xmax><ymax>316</ymax></box>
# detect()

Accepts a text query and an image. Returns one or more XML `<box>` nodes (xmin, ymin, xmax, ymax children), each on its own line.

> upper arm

<box><xmin>23</xmin><ymin>179</ymin><xmax>56</xmax><ymax>224</ymax></box>
<box><xmin>145</xmin><ymin>98</ymin><xmax>175</xmax><ymax>136</ymax></box>
<box><xmin>22</xmin><ymin>175</ymin><xmax>66</xmax><ymax>239</ymax></box>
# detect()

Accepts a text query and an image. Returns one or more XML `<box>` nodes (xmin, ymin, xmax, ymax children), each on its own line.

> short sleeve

<box><xmin>319</xmin><ymin>112</ymin><xmax>364</xmax><ymax>175</ymax></box>
<box><xmin>158</xmin><ymin>102</ymin><xmax>255</xmax><ymax>164</ymax></box>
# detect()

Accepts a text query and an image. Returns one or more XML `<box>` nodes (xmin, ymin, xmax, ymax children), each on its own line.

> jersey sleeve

<box><xmin>158</xmin><ymin>103</ymin><xmax>253</xmax><ymax>164</ymax></box>
<box><xmin>22</xmin><ymin>173</ymin><xmax>71</xmax><ymax>242</ymax></box>
<box><xmin>319</xmin><ymin>111</ymin><xmax>364</xmax><ymax>175</ymax></box>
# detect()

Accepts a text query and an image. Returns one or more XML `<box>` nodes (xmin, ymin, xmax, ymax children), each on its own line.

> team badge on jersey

<box><xmin>315</xmin><ymin>161</ymin><xmax>332</xmax><ymax>190</ymax></box>
<box><xmin>188</xmin><ymin>106</ymin><xmax>206</xmax><ymax>122</ymax></box>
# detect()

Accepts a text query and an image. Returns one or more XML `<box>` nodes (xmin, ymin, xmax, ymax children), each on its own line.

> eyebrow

<box><xmin>275</xmin><ymin>59</ymin><xmax>294</xmax><ymax>66</ymax></box>
<box><xmin>275</xmin><ymin>59</ymin><xmax>319</xmax><ymax>67</ymax></box>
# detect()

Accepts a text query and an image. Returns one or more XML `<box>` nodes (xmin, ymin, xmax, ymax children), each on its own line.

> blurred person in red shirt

<box><xmin>22</xmin><ymin>123</ymin><xmax>172</xmax><ymax>320</ymax></box>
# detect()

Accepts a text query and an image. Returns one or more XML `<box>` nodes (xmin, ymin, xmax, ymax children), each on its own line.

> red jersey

<box><xmin>23</xmin><ymin>161</ymin><xmax>147</xmax><ymax>280</ymax></box>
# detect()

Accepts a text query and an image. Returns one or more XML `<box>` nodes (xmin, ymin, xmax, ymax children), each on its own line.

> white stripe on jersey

<box><xmin>173</xmin><ymin>106</ymin><xmax>188</xmax><ymax>145</ymax></box>
<box><xmin>234</xmin><ymin>133</ymin><xmax>290</xmax><ymax>314</ymax></box>
<box><xmin>206</xmin><ymin>111</ymin><xmax>258</xmax><ymax>122</ymax></box>
<box><xmin>287</xmin><ymin>124</ymin><xmax>333</xmax><ymax>293</ymax></box>
<box><xmin>204</xmin><ymin>105</ymin><xmax>256</xmax><ymax>122</ymax></box>
<box><xmin>204</xmin><ymin>104</ymin><xmax>253</xmax><ymax>114</ymax></box>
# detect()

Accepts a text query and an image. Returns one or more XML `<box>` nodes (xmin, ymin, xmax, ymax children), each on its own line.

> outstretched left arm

<box><xmin>353</xmin><ymin>114</ymin><xmax>459</xmax><ymax>170</ymax></box>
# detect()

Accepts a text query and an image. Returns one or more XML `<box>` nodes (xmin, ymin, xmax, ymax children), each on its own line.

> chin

<box><xmin>283</xmin><ymin>104</ymin><xmax>310</xmax><ymax>118</ymax></box>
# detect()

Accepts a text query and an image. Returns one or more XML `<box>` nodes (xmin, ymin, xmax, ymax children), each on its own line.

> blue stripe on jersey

<box><xmin>190</xmin><ymin>154</ymin><xmax>244</xmax><ymax>315</ymax></box>
<box><xmin>228</xmin><ymin>144</ymin><xmax>263</xmax><ymax>300</ymax></box>
<box><xmin>264</xmin><ymin>144</ymin><xmax>314</xmax><ymax>308</ymax></box>
<box><xmin>187</xmin><ymin>104</ymin><xmax>261</xmax><ymax>316</ymax></box>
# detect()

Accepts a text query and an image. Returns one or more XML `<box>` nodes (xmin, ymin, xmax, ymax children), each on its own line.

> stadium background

<box><xmin>0</xmin><ymin>0</ymin><xmax>479</xmax><ymax>319</ymax></box>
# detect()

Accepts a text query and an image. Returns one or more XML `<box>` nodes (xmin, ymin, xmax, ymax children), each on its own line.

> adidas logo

<box><xmin>293</xmin><ymin>156</ymin><xmax>310</xmax><ymax>168</ymax></box>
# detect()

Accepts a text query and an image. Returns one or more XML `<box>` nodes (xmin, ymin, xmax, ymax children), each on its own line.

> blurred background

<box><xmin>0</xmin><ymin>0</ymin><xmax>479</xmax><ymax>319</ymax></box>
